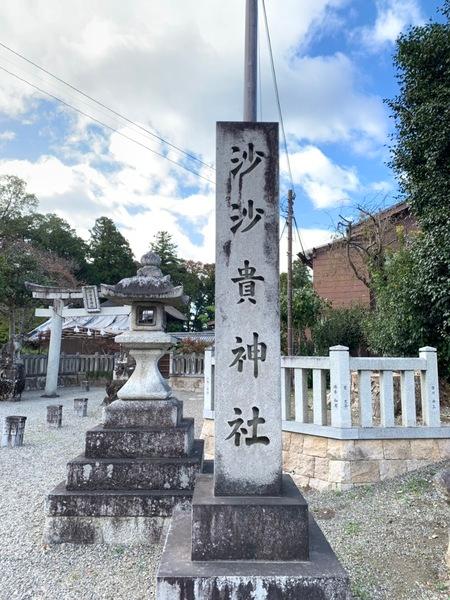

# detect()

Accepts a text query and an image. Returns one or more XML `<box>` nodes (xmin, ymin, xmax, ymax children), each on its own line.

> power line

<box><xmin>0</xmin><ymin>41</ymin><xmax>214</xmax><ymax>172</ymax></box>
<box><xmin>279</xmin><ymin>218</ymin><xmax>287</xmax><ymax>241</ymax></box>
<box><xmin>293</xmin><ymin>215</ymin><xmax>306</xmax><ymax>255</ymax></box>
<box><xmin>260</xmin><ymin>0</ymin><xmax>293</xmax><ymax>187</ymax></box>
<box><xmin>261</xmin><ymin>0</ymin><xmax>307</xmax><ymax>258</ymax></box>
<box><xmin>0</xmin><ymin>64</ymin><xmax>215</xmax><ymax>186</ymax></box>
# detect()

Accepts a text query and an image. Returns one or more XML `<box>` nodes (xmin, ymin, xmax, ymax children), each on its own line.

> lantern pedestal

<box><xmin>42</xmin><ymin>253</ymin><xmax>204</xmax><ymax>545</ymax></box>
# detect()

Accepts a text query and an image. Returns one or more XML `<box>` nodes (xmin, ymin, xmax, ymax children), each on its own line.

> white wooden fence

<box><xmin>203</xmin><ymin>346</ymin><xmax>449</xmax><ymax>440</ymax></box>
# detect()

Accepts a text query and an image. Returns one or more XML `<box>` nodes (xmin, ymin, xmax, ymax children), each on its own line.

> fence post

<box><xmin>204</xmin><ymin>348</ymin><xmax>214</xmax><ymax>413</ymax></box>
<box><xmin>329</xmin><ymin>345</ymin><xmax>351</xmax><ymax>428</ymax></box>
<box><xmin>419</xmin><ymin>347</ymin><xmax>440</xmax><ymax>426</ymax></box>
<box><xmin>281</xmin><ymin>366</ymin><xmax>292</xmax><ymax>421</ymax></box>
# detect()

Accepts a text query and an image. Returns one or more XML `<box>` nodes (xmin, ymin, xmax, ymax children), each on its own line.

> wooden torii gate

<box><xmin>26</xmin><ymin>283</ymin><xmax>130</xmax><ymax>397</ymax></box>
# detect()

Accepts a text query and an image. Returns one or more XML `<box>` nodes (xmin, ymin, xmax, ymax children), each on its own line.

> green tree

<box><xmin>149</xmin><ymin>231</ymin><xmax>215</xmax><ymax>331</ymax></box>
<box><xmin>0</xmin><ymin>176</ymin><xmax>79</xmax><ymax>339</ymax></box>
<box><xmin>280</xmin><ymin>260</ymin><xmax>325</xmax><ymax>354</ymax></box>
<box><xmin>149</xmin><ymin>231</ymin><xmax>181</xmax><ymax>281</ymax></box>
<box><xmin>386</xmin><ymin>1</ymin><xmax>450</xmax><ymax>373</ymax></box>
<box><xmin>364</xmin><ymin>239</ymin><xmax>427</xmax><ymax>357</ymax></box>
<box><xmin>87</xmin><ymin>217</ymin><xmax>136</xmax><ymax>285</ymax></box>
<box><xmin>312</xmin><ymin>305</ymin><xmax>368</xmax><ymax>356</ymax></box>
<box><xmin>29</xmin><ymin>214</ymin><xmax>89</xmax><ymax>280</ymax></box>
<box><xmin>0</xmin><ymin>174</ymin><xmax>37</xmax><ymax>223</ymax></box>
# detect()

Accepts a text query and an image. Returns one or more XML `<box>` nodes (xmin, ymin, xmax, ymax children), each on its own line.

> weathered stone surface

<box><xmin>353</xmin><ymin>440</ymin><xmax>384</xmax><ymax>460</ymax></box>
<box><xmin>66</xmin><ymin>440</ymin><xmax>203</xmax><ymax>491</ymax></box>
<box><xmin>289</xmin><ymin>433</ymin><xmax>304</xmax><ymax>451</ymax></box>
<box><xmin>433</xmin><ymin>468</ymin><xmax>450</xmax><ymax>504</ymax></box>
<box><xmin>328</xmin><ymin>460</ymin><xmax>351</xmax><ymax>484</ymax></box>
<box><xmin>157</xmin><ymin>507</ymin><xmax>351</xmax><ymax>600</ymax></box>
<box><xmin>303</xmin><ymin>435</ymin><xmax>328</xmax><ymax>458</ymax></box>
<box><xmin>214</xmin><ymin>122</ymin><xmax>282</xmax><ymax>497</ymax></box>
<box><xmin>436</xmin><ymin>439</ymin><xmax>450</xmax><ymax>458</ymax></box>
<box><xmin>43</xmin><ymin>514</ymin><xmax>166</xmax><ymax>545</ymax></box>
<box><xmin>282</xmin><ymin>431</ymin><xmax>292</xmax><ymax>451</ymax></box>
<box><xmin>191</xmin><ymin>474</ymin><xmax>308</xmax><ymax>561</ymax></box>
<box><xmin>102</xmin><ymin>398</ymin><xmax>181</xmax><ymax>429</ymax></box>
<box><xmin>46</xmin><ymin>481</ymin><xmax>192</xmax><ymax>517</ymax></box>
<box><xmin>47</xmin><ymin>405</ymin><xmax>62</xmax><ymax>428</ymax></box>
<box><xmin>350</xmin><ymin>460</ymin><xmax>380</xmax><ymax>483</ymax></box>
<box><xmin>85</xmin><ymin>419</ymin><xmax>194</xmax><ymax>458</ymax></box>
<box><xmin>295</xmin><ymin>454</ymin><xmax>315</xmax><ymax>477</ymax></box>
<box><xmin>410</xmin><ymin>439</ymin><xmax>439</xmax><ymax>460</ymax></box>
<box><xmin>74</xmin><ymin>397</ymin><xmax>88</xmax><ymax>417</ymax></box>
<box><xmin>383</xmin><ymin>439</ymin><xmax>411</xmax><ymax>460</ymax></box>
<box><xmin>327</xmin><ymin>439</ymin><xmax>355</xmax><ymax>460</ymax></box>
<box><xmin>379</xmin><ymin>459</ymin><xmax>406</xmax><ymax>480</ymax></box>
<box><xmin>314</xmin><ymin>457</ymin><xmax>330</xmax><ymax>480</ymax></box>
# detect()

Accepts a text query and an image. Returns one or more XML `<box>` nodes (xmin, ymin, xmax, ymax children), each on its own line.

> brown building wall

<box><xmin>311</xmin><ymin>204</ymin><xmax>418</xmax><ymax>308</ymax></box>
<box><xmin>313</xmin><ymin>245</ymin><xmax>370</xmax><ymax>308</ymax></box>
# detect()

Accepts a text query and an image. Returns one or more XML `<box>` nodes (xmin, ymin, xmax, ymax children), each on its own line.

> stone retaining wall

<box><xmin>200</xmin><ymin>419</ymin><xmax>450</xmax><ymax>491</ymax></box>
<box><xmin>169</xmin><ymin>376</ymin><xmax>204</xmax><ymax>393</ymax></box>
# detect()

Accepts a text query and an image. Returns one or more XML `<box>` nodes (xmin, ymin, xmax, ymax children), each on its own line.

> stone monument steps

<box><xmin>103</xmin><ymin>398</ymin><xmax>183</xmax><ymax>430</ymax></box>
<box><xmin>85</xmin><ymin>418</ymin><xmax>194</xmax><ymax>458</ymax></box>
<box><xmin>66</xmin><ymin>439</ymin><xmax>204</xmax><ymax>491</ymax></box>
<box><xmin>47</xmin><ymin>481</ymin><xmax>193</xmax><ymax>518</ymax></box>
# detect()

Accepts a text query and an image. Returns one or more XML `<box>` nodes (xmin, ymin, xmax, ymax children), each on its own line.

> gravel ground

<box><xmin>1</xmin><ymin>387</ymin><xmax>448</xmax><ymax>599</ymax></box>
<box><xmin>307</xmin><ymin>463</ymin><xmax>450</xmax><ymax>600</ymax></box>
<box><xmin>0</xmin><ymin>386</ymin><xmax>202</xmax><ymax>600</ymax></box>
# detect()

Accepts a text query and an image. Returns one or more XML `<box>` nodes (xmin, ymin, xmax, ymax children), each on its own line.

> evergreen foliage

<box><xmin>86</xmin><ymin>217</ymin><xmax>136</xmax><ymax>285</ymax></box>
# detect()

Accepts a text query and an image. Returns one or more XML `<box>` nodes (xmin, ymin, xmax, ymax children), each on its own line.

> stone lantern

<box><xmin>42</xmin><ymin>253</ymin><xmax>204</xmax><ymax>545</ymax></box>
<box><xmin>101</xmin><ymin>251</ymin><xmax>187</xmax><ymax>403</ymax></box>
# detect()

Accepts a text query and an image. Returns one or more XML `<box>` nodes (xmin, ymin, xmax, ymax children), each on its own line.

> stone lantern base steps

<box><xmin>43</xmin><ymin>397</ymin><xmax>204</xmax><ymax>545</ymax></box>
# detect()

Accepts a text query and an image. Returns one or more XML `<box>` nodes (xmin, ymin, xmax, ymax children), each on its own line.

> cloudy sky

<box><xmin>0</xmin><ymin>0</ymin><xmax>441</xmax><ymax>263</ymax></box>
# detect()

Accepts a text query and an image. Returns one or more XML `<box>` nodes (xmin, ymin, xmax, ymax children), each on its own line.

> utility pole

<box><xmin>243</xmin><ymin>0</ymin><xmax>258</xmax><ymax>121</ymax></box>
<box><xmin>287</xmin><ymin>189</ymin><xmax>294</xmax><ymax>356</ymax></box>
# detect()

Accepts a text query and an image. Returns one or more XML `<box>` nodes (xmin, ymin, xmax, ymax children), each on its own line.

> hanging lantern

<box><xmin>73</xmin><ymin>326</ymin><xmax>80</xmax><ymax>334</ymax></box>
<box><xmin>87</xmin><ymin>329</ymin><xmax>93</xmax><ymax>337</ymax></box>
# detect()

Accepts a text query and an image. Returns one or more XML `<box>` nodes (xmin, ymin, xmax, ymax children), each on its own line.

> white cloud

<box><xmin>0</xmin><ymin>130</ymin><xmax>15</xmax><ymax>141</ymax></box>
<box><xmin>0</xmin><ymin>0</ymin><xmax>387</xmax><ymax>159</ymax></box>
<box><xmin>284</xmin><ymin>146</ymin><xmax>359</xmax><ymax>209</ymax></box>
<box><xmin>279</xmin><ymin>223</ymin><xmax>333</xmax><ymax>270</ymax></box>
<box><xmin>360</xmin><ymin>0</ymin><xmax>424</xmax><ymax>49</ymax></box>
<box><xmin>0</xmin><ymin>128</ymin><xmax>215</xmax><ymax>262</ymax></box>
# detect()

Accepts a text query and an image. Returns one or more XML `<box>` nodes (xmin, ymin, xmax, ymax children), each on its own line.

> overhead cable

<box><xmin>0</xmin><ymin>64</ymin><xmax>215</xmax><ymax>186</ymax></box>
<box><xmin>0</xmin><ymin>41</ymin><xmax>214</xmax><ymax>172</ymax></box>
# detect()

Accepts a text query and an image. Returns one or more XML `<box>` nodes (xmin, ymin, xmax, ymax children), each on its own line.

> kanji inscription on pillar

<box><xmin>214</xmin><ymin>122</ymin><xmax>281</xmax><ymax>496</ymax></box>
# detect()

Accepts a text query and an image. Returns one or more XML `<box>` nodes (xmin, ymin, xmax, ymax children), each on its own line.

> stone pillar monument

<box><xmin>42</xmin><ymin>254</ymin><xmax>204</xmax><ymax>545</ymax></box>
<box><xmin>42</xmin><ymin>299</ymin><xmax>63</xmax><ymax>398</ymax></box>
<box><xmin>157</xmin><ymin>123</ymin><xmax>351</xmax><ymax>598</ymax></box>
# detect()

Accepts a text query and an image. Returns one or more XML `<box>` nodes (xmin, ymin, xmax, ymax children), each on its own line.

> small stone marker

<box><xmin>73</xmin><ymin>398</ymin><xmax>88</xmax><ymax>417</ymax></box>
<box><xmin>2</xmin><ymin>416</ymin><xmax>27</xmax><ymax>447</ymax></box>
<box><xmin>82</xmin><ymin>380</ymin><xmax>90</xmax><ymax>392</ymax></box>
<box><xmin>47</xmin><ymin>405</ymin><xmax>63</xmax><ymax>428</ymax></box>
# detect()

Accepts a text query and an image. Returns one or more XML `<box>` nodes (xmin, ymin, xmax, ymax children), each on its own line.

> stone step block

<box><xmin>191</xmin><ymin>474</ymin><xmax>309</xmax><ymax>561</ymax></box>
<box><xmin>46</xmin><ymin>481</ymin><xmax>193</xmax><ymax>517</ymax></box>
<box><xmin>85</xmin><ymin>418</ymin><xmax>194</xmax><ymax>458</ymax></box>
<box><xmin>157</xmin><ymin>506</ymin><xmax>351</xmax><ymax>600</ymax></box>
<box><xmin>102</xmin><ymin>398</ymin><xmax>182</xmax><ymax>429</ymax></box>
<box><xmin>66</xmin><ymin>440</ymin><xmax>204</xmax><ymax>491</ymax></box>
<box><xmin>43</xmin><ymin>515</ymin><xmax>165</xmax><ymax>545</ymax></box>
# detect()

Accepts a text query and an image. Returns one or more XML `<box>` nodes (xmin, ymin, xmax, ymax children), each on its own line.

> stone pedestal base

<box><xmin>192</xmin><ymin>474</ymin><xmax>308</xmax><ymax>561</ymax></box>
<box><xmin>44</xmin><ymin>397</ymin><xmax>203</xmax><ymax>545</ymax></box>
<box><xmin>157</xmin><ymin>507</ymin><xmax>351</xmax><ymax>600</ymax></box>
